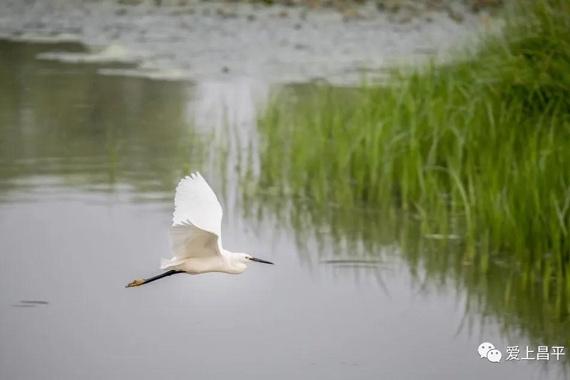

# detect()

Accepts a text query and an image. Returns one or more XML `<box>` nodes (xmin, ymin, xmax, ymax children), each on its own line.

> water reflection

<box><xmin>0</xmin><ymin>39</ymin><xmax>567</xmax><ymax>380</ymax></box>
<box><xmin>0</xmin><ymin>39</ymin><xmax>203</xmax><ymax>201</ymax></box>
<box><xmin>245</xmin><ymin>84</ymin><xmax>570</xmax><ymax>352</ymax></box>
<box><xmin>11</xmin><ymin>300</ymin><xmax>49</xmax><ymax>308</ymax></box>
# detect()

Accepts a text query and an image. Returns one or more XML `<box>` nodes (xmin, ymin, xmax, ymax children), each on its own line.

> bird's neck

<box><xmin>222</xmin><ymin>251</ymin><xmax>247</xmax><ymax>274</ymax></box>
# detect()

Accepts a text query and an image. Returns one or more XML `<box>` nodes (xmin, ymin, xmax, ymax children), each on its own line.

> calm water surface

<box><xmin>0</xmin><ymin>40</ymin><xmax>566</xmax><ymax>380</ymax></box>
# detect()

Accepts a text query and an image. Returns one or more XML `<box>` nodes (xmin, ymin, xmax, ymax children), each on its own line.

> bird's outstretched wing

<box><xmin>166</xmin><ymin>173</ymin><xmax>223</xmax><ymax>265</ymax></box>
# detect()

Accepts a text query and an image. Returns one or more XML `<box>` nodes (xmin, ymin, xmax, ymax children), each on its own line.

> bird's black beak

<box><xmin>249</xmin><ymin>257</ymin><xmax>274</xmax><ymax>265</ymax></box>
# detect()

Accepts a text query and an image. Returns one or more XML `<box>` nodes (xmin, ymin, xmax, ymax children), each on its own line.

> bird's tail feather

<box><xmin>160</xmin><ymin>257</ymin><xmax>185</xmax><ymax>270</ymax></box>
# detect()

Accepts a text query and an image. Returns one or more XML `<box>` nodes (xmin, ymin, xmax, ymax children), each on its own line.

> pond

<box><xmin>0</xmin><ymin>39</ymin><xmax>566</xmax><ymax>380</ymax></box>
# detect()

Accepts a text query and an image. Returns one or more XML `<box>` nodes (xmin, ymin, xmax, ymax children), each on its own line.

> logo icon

<box><xmin>487</xmin><ymin>349</ymin><xmax>502</xmax><ymax>363</ymax></box>
<box><xmin>478</xmin><ymin>342</ymin><xmax>502</xmax><ymax>363</ymax></box>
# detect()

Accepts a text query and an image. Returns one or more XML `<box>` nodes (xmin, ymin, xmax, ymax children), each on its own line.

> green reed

<box><xmin>256</xmin><ymin>0</ymin><xmax>569</xmax><ymax>281</ymax></box>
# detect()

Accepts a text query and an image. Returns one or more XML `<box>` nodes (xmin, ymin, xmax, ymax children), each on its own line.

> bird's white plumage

<box><xmin>171</xmin><ymin>172</ymin><xmax>223</xmax><ymax>234</ymax></box>
<box><xmin>163</xmin><ymin>172</ymin><xmax>224</xmax><ymax>269</ymax></box>
<box><xmin>124</xmin><ymin>171</ymin><xmax>273</xmax><ymax>285</ymax></box>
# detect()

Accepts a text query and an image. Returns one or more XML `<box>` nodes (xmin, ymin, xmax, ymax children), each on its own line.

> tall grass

<box><xmin>256</xmin><ymin>0</ymin><xmax>569</xmax><ymax>280</ymax></box>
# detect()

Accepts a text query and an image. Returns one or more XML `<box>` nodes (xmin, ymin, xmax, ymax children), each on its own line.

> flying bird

<box><xmin>126</xmin><ymin>172</ymin><xmax>273</xmax><ymax>288</ymax></box>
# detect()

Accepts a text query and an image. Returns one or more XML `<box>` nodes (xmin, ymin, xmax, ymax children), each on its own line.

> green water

<box><xmin>0</xmin><ymin>40</ymin><xmax>201</xmax><ymax>200</ymax></box>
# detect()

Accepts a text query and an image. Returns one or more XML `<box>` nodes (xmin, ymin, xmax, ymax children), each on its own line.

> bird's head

<box><xmin>225</xmin><ymin>252</ymin><xmax>274</xmax><ymax>274</ymax></box>
<box><xmin>236</xmin><ymin>253</ymin><xmax>274</xmax><ymax>266</ymax></box>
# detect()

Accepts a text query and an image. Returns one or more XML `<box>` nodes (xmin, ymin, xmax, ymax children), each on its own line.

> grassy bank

<box><xmin>255</xmin><ymin>0</ymin><xmax>569</xmax><ymax>280</ymax></box>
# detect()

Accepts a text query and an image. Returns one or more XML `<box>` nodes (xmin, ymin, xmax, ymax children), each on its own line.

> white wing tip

<box><xmin>171</xmin><ymin>171</ymin><xmax>222</xmax><ymax>232</ymax></box>
<box><xmin>178</xmin><ymin>172</ymin><xmax>201</xmax><ymax>186</ymax></box>
<box><xmin>181</xmin><ymin>171</ymin><xmax>203</xmax><ymax>182</ymax></box>
<box><xmin>172</xmin><ymin>171</ymin><xmax>215</xmax><ymax>224</ymax></box>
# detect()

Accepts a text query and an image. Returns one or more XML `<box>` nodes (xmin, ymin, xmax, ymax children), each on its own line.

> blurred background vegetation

<box><xmin>247</xmin><ymin>0</ymin><xmax>569</xmax><ymax>345</ymax></box>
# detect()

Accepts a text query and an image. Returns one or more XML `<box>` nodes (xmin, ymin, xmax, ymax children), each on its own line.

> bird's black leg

<box><xmin>126</xmin><ymin>270</ymin><xmax>184</xmax><ymax>288</ymax></box>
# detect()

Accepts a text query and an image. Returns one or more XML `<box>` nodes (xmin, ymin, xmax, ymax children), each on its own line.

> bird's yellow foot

<box><xmin>126</xmin><ymin>279</ymin><xmax>145</xmax><ymax>288</ymax></box>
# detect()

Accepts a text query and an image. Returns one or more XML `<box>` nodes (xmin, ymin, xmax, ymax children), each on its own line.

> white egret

<box><xmin>126</xmin><ymin>172</ymin><xmax>273</xmax><ymax>288</ymax></box>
